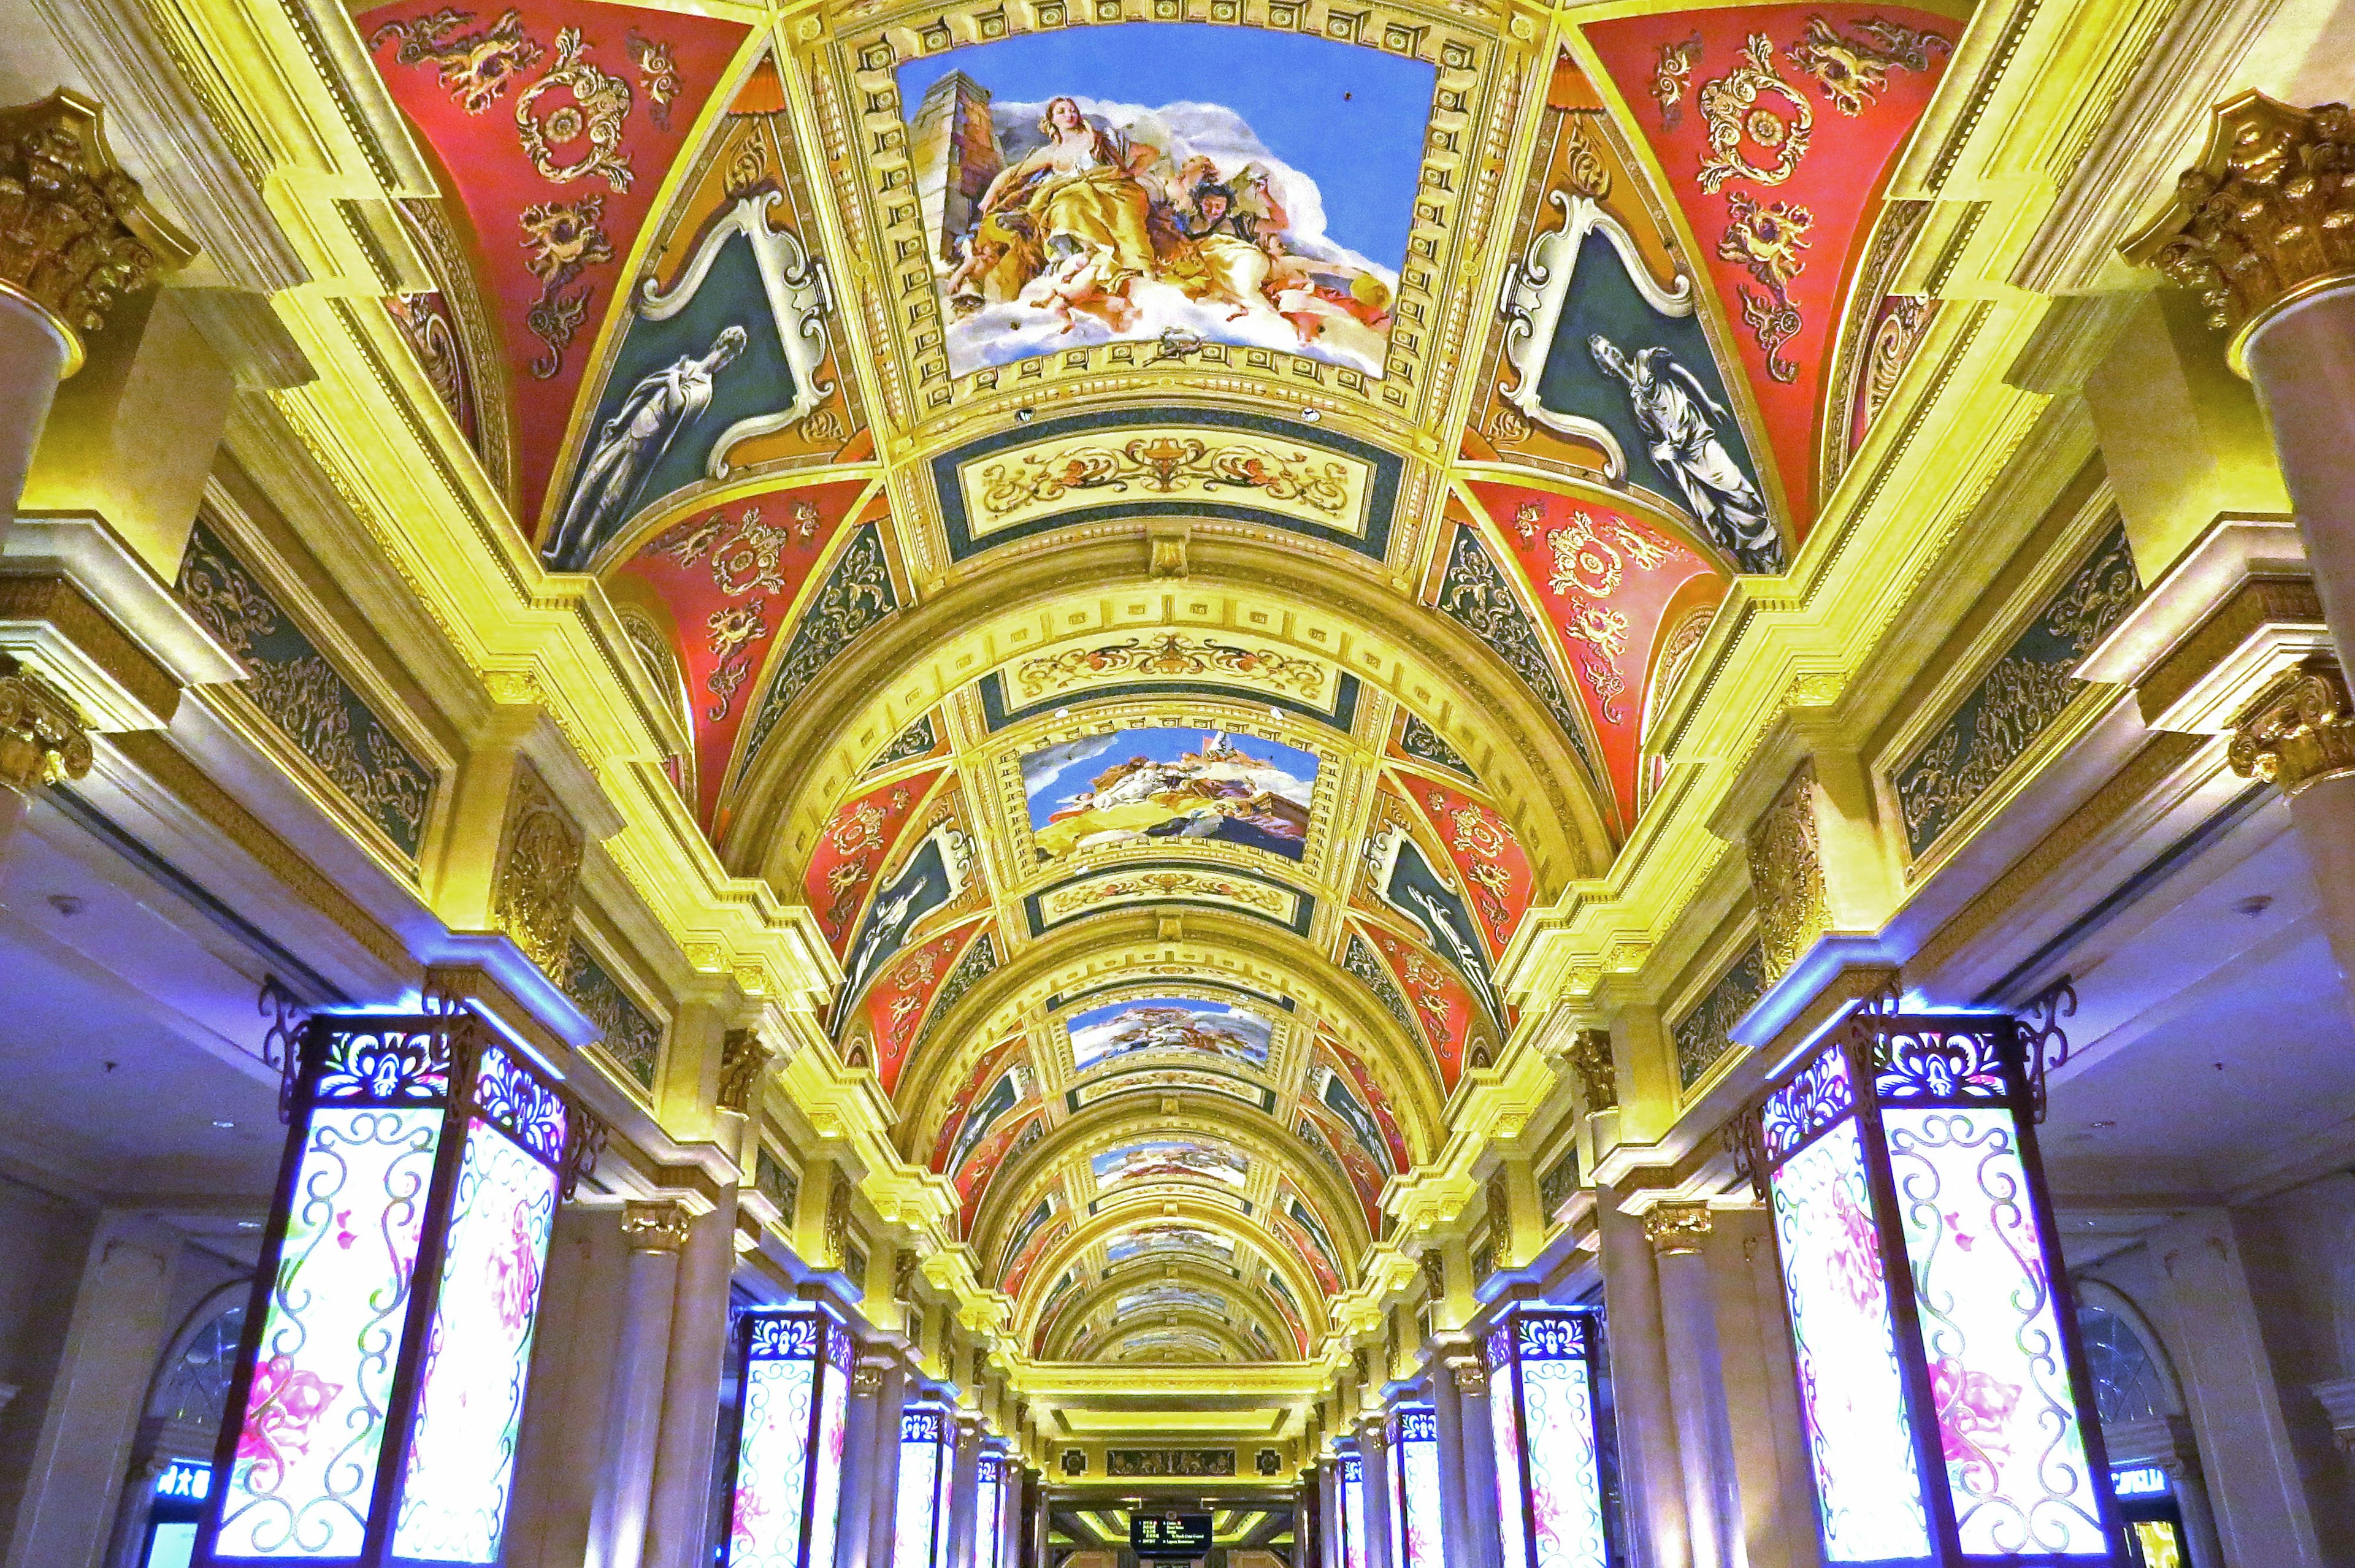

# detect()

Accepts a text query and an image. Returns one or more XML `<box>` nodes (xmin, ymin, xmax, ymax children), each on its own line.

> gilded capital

<box><xmin>1563</xmin><ymin>1027</ymin><xmax>1617</xmax><ymax>1111</ymax></box>
<box><xmin>717</xmin><ymin>1027</ymin><xmax>773</xmax><ymax>1114</ymax></box>
<box><xmin>0</xmin><ymin>91</ymin><xmax>193</xmax><ymax>373</ymax></box>
<box><xmin>0</xmin><ymin>662</ymin><xmax>92</xmax><ymax>794</ymax></box>
<box><xmin>621</xmin><ymin>1197</ymin><xmax>693</xmax><ymax>1253</ymax></box>
<box><xmin>2227</xmin><ymin>664</ymin><xmax>2355</xmax><ymax>794</ymax></box>
<box><xmin>2127</xmin><ymin>92</ymin><xmax>2355</xmax><ymax>373</ymax></box>
<box><xmin>1444</xmin><ymin>1353</ymin><xmax>1488</xmax><ymax>1396</ymax></box>
<box><xmin>1643</xmin><ymin>1200</ymin><xmax>1714</xmax><ymax>1256</ymax></box>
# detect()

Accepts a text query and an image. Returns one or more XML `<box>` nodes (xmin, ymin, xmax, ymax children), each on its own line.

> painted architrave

<box><xmin>933</xmin><ymin>408</ymin><xmax>1403</xmax><ymax>564</ymax></box>
<box><xmin>564</xmin><ymin>937</ymin><xmax>664</xmax><ymax>1090</ymax></box>
<box><xmin>1022</xmin><ymin>860</ymin><xmax>1317</xmax><ymax>938</ymax></box>
<box><xmin>979</xmin><ymin>664</ymin><xmax>1365</xmax><ymax>735</ymax></box>
<box><xmin>1671</xmin><ymin>939</ymin><xmax>1766</xmax><ymax>1090</ymax></box>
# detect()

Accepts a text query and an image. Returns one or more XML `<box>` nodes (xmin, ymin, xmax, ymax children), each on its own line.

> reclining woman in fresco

<box><xmin>970</xmin><ymin>95</ymin><xmax>1163</xmax><ymax>301</ymax></box>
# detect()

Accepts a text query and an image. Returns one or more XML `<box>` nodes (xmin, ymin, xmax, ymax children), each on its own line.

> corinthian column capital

<box><xmin>0</xmin><ymin>91</ymin><xmax>194</xmax><ymax>372</ymax></box>
<box><xmin>2229</xmin><ymin>663</ymin><xmax>2355</xmax><ymax>794</ymax></box>
<box><xmin>0</xmin><ymin>661</ymin><xmax>91</xmax><ymax>794</ymax></box>
<box><xmin>2128</xmin><ymin>92</ymin><xmax>2355</xmax><ymax>373</ymax></box>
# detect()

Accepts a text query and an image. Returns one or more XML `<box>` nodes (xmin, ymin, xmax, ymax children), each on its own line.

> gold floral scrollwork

<box><xmin>1748</xmin><ymin>760</ymin><xmax>1828</xmax><ymax>981</ymax></box>
<box><xmin>717</xmin><ymin>1027</ymin><xmax>773</xmax><ymax>1113</ymax></box>
<box><xmin>1785</xmin><ymin>17</ymin><xmax>1950</xmax><ymax>117</ymax></box>
<box><xmin>492</xmin><ymin>760</ymin><xmax>584</xmax><ymax>976</ymax></box>
<box><xmin>978</xmin><ymin>438</ymin><xmax>1354</xmax><ymax>519</ymax></box>
<box><xmin>1696</xmin><ymin>34</ymin><xmax>1813</xmax><ymax>193</ymax></box>
<box><xmin>2127</xmin><ymin>93</ymin><xmax>2355</xmax><ymax>373</ymax></box>
<box><xmin>1013</xmin><ymin>632</ymin><xmax>1327</xmax><ymax>700</ymax></box>
<box><xmin>515</xmin><ymin>26</ymin><xmax>634</xmax><ymax>192</ymax></box>
<box><xmin>370</xmin><ymin>8</ymin><xmax>543</xmax><ymax>115</ymax></box>
<box><xmin>2228</xmin><ymin>664</ymin><xmax>2355</xmax><ymax>795</ymax></box>
<box><xmin>0</xmin><ymin>662</ymin><xmax>92</xmax><ymax>794</ymax></box>
<box><xmin>1562</xmin><ymin>111</ymin><xmax>1611</xmax><ymax>199</ymax></box>
<box><xmin>0</xmin><ymin>91</ymin><xmax>192</xmax><ymax>372</ymax></box>
<box><xmin>518</xmin><ymin>195</ymin><xmax>612</xmax><ymax>380</ymax></box>
<box><xmin>824</xmin><ymin>1168</ymin><xmax>854</xmax><ymax>1264</ymax></box>
<box><xmin>1447</xmin><ymin>1353</ymin><xmax>1487</xmax><ymax>1396</ymax></box>
<box><xmin>1650</xmin><ymin>34</ymin><xmax>1703</xmax><ymax>129</ymax></box>
<box><xmin>1720</xmin><ymin>192</ymin><xmax>1812</xmax><ymax>382</ymax></box>
<box><xmin>1643</xmin><ymin>1200</ymin><xmax>1713</xmax><ymax>1256</ymax></box>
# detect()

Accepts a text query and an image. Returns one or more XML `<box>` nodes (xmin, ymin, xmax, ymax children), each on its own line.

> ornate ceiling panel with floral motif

<box><xmin>343</xmin><ymin>0</ymin><xmax>1982</xmax><ymax>1371</ymax></box>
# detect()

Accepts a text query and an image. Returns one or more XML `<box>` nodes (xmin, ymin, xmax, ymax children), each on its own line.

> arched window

<box><xmin>148</xmin><ymin>1287</ymin><xmax>248</xmax><ymax>1436</ymax></box>
<box><xmin>2077</xmin><ymin>1302</ymin><xmax>2172</xmax><ymax>1426</ymax></box>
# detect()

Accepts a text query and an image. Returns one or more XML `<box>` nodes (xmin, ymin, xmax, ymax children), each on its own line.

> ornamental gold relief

<box><xmin>1747</xmin><ymin>759</ymin><xmax>1828</xmax><ymax>981</ymax></box>
<box><xmin>493</xmin><ymin>758</ymin><xmax>585</xmax><ymax>975</ymax></box>
<box><xmin>0</xmin><ymin>662</ymin><xmax>93</xmax><ymax>795</ymax></box>
<box><xmin>962</xmin><ymin>428</ymin><xmax>1375</xmax><ymax>540</ymax></box>
<box><xmin>2229</xmin><ymin>663</ymin><xmax>2355</xmax><ymax>795</ymax></box>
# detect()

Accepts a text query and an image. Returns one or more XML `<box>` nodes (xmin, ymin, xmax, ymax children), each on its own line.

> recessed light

<box><xmin>1015</xmin><ymin>407</ymin><xmax>1035</xmax><ymax>424</ymax></box>
<box><xmin>236</xmin><ymin>1220</ymin><xmax>261</xmax><ymax>1231</ymax></box>
<box><xmin>1268</xmin><ymin>706</ymin><xmax>1284</xmax><ymax>721</ymax></box>
<box><xmin>1300</xmin><ymin>407</ymin><xmax>1321</xmax><ymax>422</ymax></box>
<box><xmin>211</xmin><ymin>1119</ymin><xmax>238</xmax><ymax>1130</ymax></box>
<box><xmin>2086</xmin><ymin>1120</ymin><xmax>2116</xmax><ymax>1130</ymax></box>
<box><xmin>1054</xmin><ymin>707</ymin><xmax>1069</xmax><ymax>718</ymax></box>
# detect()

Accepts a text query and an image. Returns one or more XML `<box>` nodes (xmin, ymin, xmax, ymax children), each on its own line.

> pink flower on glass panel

<box><xmin>234</xmin><ymin>1354</ymin><xmax>344</xmax><ymax>1490</ymax></box>
<box><xmin>1931</xmin><ymin>1355</ymin><xmax>2021</xmax><ymax>1491</ymax></box>
<box><xmin>732</xmin><ymin>1481</ymin><xmax>768</xmax><ymax>1547</ymax></box>
<box><xmin>1826</xmin><ymin>1185</ymin><xmax>1885</xmax><ymax>1314</ymax></box>
<box><xmin>490</xmin><ymin>1199</ymin><xmax>543</xmax><ymax>1333</ymax></box>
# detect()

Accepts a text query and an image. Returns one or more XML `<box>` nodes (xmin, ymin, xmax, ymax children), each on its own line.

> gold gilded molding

<box><xmin>0</xmin><ymin>660</ymin><xmax>92</xmax><ymax>792</ymax></box>
<box><xmin>2228</xmin><ymin>664</ymin><xmax>2355</xmax><ymax>795</ymax></box>
<box><xmin>2127</xmin><ymin>93</ymin><xmax>2355</xmax><ymax>373</ymax></box>
<box><xmin>1444</xmin><ymin>1353</ymin><xmax>1487</xmax><ymax>1396</ymax></box>
<box><xmin>0</xmin><ymin>91</ymin><xmax>194</xmax><ymax>373</ymax></box>
<box><xmin>960</xmin><ymin>429</ymin><xmax>1374</xmax><ymax>541</ymax></box>
<box><xmin>1642</xmin><ymin>1200</ymin><xmax>1713</xmax><ymax>1256</ymax></box>
<box><xmin>1008</xmin><ymin>632</ymin><xmax>1331</xmax><ymax>705</ymax></box>
<box><xmin>0</xmin><ymin>576</ymin><xmax>178</xmax><ymax>723</ymax></box>
<box><xmin>1748</xmin><ymin>760</ymin><xmax>1828</xmax><ymax>981</ymax></box>
<box><xmin>825</xmin><ymin>1169</ymin><xmax>855</xmax><ymax>1266</ymax></box>
<box><xmin>718</xmin><ymin>1027</ymin><xmax>774</xmax><ymax>1114</ymax></box>
<box><xmin>621</xmin><ymin>1197</ymin><xmax>694</xmax><ymax>1253</ymax></box>
<box><xmin>492</xmin><ymin>759</ymin><xmax>583</xmax><ymax>976</ymax></box>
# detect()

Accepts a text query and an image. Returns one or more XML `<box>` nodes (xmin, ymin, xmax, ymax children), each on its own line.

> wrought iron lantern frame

<box><xmin>1730</xmin><ymin>997</ymin><xmax>2128</xmax><ymax>1567</ymax></box>
<box><xmin>724</xmin><ymin>1304</ymin><xmax>857</xmax><ymax>1568</ymax></box>
<box><xmin>1484</xmin><ymin>1307</ymin><xmax>1617</xmax><ymax>1568</ymax></box>
<box><xmin>193</xmin><ymin>1011</ymin><xmax>588</xmax><ymax>1567</ymax></box>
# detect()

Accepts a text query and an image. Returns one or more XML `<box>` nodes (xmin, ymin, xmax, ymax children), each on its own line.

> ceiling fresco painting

<box><xmin>335</xmin><ymin>0</ymin><xmax>2009</xmax><ymax>1377</ymax></box>
<box><xmin>1583</xmin><ymin>3</ymin><xmax>1958</xmax><ymax>525</ymax></box>
<box><xmin>896</xmin><ymin>23</ymin><xmax>1433</xmax><ymax>373</ymax></box>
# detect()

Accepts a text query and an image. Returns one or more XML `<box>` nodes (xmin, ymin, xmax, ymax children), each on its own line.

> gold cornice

<box><xmin>0</xmin><ymin>575</ymin><xmax>179</xmax><ymax>724</ymax></box>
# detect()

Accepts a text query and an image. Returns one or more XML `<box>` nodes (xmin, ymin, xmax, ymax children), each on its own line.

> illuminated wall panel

<box><xmin>1340</xmin><ymin>1451</ymin><xmax>1368</xmax><ymax>1568</ymax></box>
<box><xmin>976</xmin><ymin>1456</ymin><xmax>1003</xmax><ymax>1568</ymax></box>
<box><xmin>196</xmin><ymin>1019</ymin><xmax>579</xmax><ymax>1567</ymax></box>
<box><xmin>1486</xmin><ymin>1311</ymin><xmax>1610</xmax><ymax>1568</ymax></box>
<box><xmin>1390</xmin><ymin>1407</ymin><xmax>1443</xmax><ymax>1568</ymax></box>
<box><xmin>1744</xmin><ymin>1011</ymin><xmax>2127</xmax><ymax>1567</ymax></box>
<box><xmin>727</xmin><ymin>1309</ymin><xmax>856</xmax><ymax>1568</ymax></box>
<box><xmin>895</xmin><ymin>1407</ymin><xmax>950</xmax><ymax>1568</ymax></box>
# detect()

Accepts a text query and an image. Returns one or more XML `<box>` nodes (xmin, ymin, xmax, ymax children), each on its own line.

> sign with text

<box><xmin>1130</xmin><ymin>1513</ymin><xmax>1214</xmax><ymax>1556</ymax></box>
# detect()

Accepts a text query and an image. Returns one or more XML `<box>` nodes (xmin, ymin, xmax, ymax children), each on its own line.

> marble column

<box><xmin>837</xmin><ymin>1355</ymin><xmax>891</xmax><ymax>1568</ymax></box>
<box><xmin>645</xmin><ymin>1193</ymin><xmax>741</xmax><ymax>1568</ymax></box>
<box><xmin>1707</xmin><ymin>1209</ymin><xmax>1820</xmax><ymax>1568</ymax></box>
<box><xmin>2141</xmin><ymin>97</ymin><xmax>2355</xmax><ymax>659</ymax></box>
<box><xmin>2</xmin><ymin>1214</ymin><xmax>178</xmax><ymax>1568</ymax></box>
<box><xmin>1646</xmin><ymin>1204</ymin><xmax>1742</xmax><ymax>1568</ymax></box>
<box><xmin>868</xmin><ymin>1360</ymin><xmax>911</xmax><ymax>1568</ymax></box>
<box><xmin>944</xmin><ymin>1415</ymin><xmax>984</xmax><ymax>1568</ymax></box>
<box><xmin>2145</xmin><ymin>1208</ymin><xmax>2325</xmax><ymax>1566</ymax></box>
<box><xmin>1598</xmin><ymin>1188</ymin><xmax>1690</xmax><ymax>1568</ymax></box>
<box><xmin>584</xmin><ymin>1200</ymin><xmax>693</xmax><ymax>1568</ymax></box>
<box><xmin>1446</xmin><ymin>1356</ymin><xmax>1503</xmax><ymax>1568</ymax></box>
<box><xmin>1360</xmin><ymin>1421</ymin><xmax>1395</xmax><ymax>1568</ymax></box>
<box><xmin>508</xmin><ymin>1202</ymin><xmax>632</xmax><ymax>1567</ymax></box>
<box><xmin>1430</xmin><ymin>1359</ymin><xmax>1479</xmax><ymax>1568</ymax></box>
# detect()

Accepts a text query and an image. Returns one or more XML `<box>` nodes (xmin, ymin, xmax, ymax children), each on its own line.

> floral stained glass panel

<box><xmin>1396</xmin><ymin>1410</ymin><xmax>1444</xmax><ymax>1568</ymax></box>
<box><xmin>731</xmin><ymin>1321</ymin><xmax>821</xmax><ymax>1568</ymax></box>
<box><xmin>392</xmin><ymin>1118</ymin><xmax>561</xmax><ymax>1560</ymax></box>
<box><xmin>894</xmin><ymin>1415</ymin><xmax>944</xmax><ymax>1568</ymax></box>
<box><xmin>1342</xmin><ymin>1455</ymin><xmax>1368</xmax><ymax>1568</ymax></box>
<box><xmin>805</xmin><ymin>1347</ymin><xmax>852</xmax><ymax>1568</ymax></box>
<box><xmin>1767</xmin><ymin>1120</ymin><xmax>1932</xmax><ymax>1562</ymax></box>
<box><xmin>215</xmin><ymin>1106</ymin><xmax>442</xmax><ymax>1559</ymax></box>
<box><xmin>975</xmin><ymin>1464</ymin><xmax>1002</xmax><ymax>1568</ymax></box>
<box><xmin>1882</xmin><ymin>1107</ymin><xmax>2107</xmax><ymax>1556</ymax></box>
<box><xmin>1519</xmin><ymin>1324</ymin><xmax>1608</xmax><ymax>1568</ymax></box>
<box><xmin>1489</xmin><ymin>1360</ymin><xmax>1530</xmax><ymax>1568</ymax></box>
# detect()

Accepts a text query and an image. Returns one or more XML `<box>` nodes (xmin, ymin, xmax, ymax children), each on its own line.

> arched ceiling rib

<box><xmin>349</xmin><ymin>0</ymin><xmax>1964</xmax><ymax>1365</ymax></box>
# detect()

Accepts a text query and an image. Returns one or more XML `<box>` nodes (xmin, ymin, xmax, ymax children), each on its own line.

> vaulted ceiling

<box><xmin>353</xmin><ymin>0</ymin><xmax>1962</xmax><ymax>1364</ymax></box>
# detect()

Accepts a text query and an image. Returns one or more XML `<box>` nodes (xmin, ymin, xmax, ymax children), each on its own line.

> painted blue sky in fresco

<box><xmin>896</xmin><ymin>22</ymin><xmax>1434</xmax><ymax>269</ymax></box>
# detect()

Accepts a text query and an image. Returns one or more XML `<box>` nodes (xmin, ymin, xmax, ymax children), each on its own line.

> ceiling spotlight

<box><xmin>210</xmin><ymin>1119</ymin><xmax>238</xmax><ymax>1130</ymax></box>
<box><xmin>1300</xmin><ymin>407</ymin><xmax>1321</xmax><ymax>422</ymax></box>
<box><xmin>1268</xmin><ymin>706</ymin><xmax>1284</xmax><ymax>721</ymax></box>
<box><xmin>1054</xmin><ymin>707</ymin><xmax>1070</xmax><ymax>719</ymax></box>
<box><xmin>2087</xmin><ymin>1119</ymin><xmax>2116</xmax><ymax>1130</ymax></box>
<box><xmin>236</xmin><ymin>1220</ymin><xmax>261</xmax><ymax>1231</ymax></box>
<box><xmin>1016</xmin><ymin>407</ymin><xmax>1036</xmax><ymax>424</ymax></box>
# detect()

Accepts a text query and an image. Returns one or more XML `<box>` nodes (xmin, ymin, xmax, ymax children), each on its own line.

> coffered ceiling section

<box><xmin>346</xmin><ymin>0</ymin><xmax>1969</xmax><ymax>1364</ymax></box>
